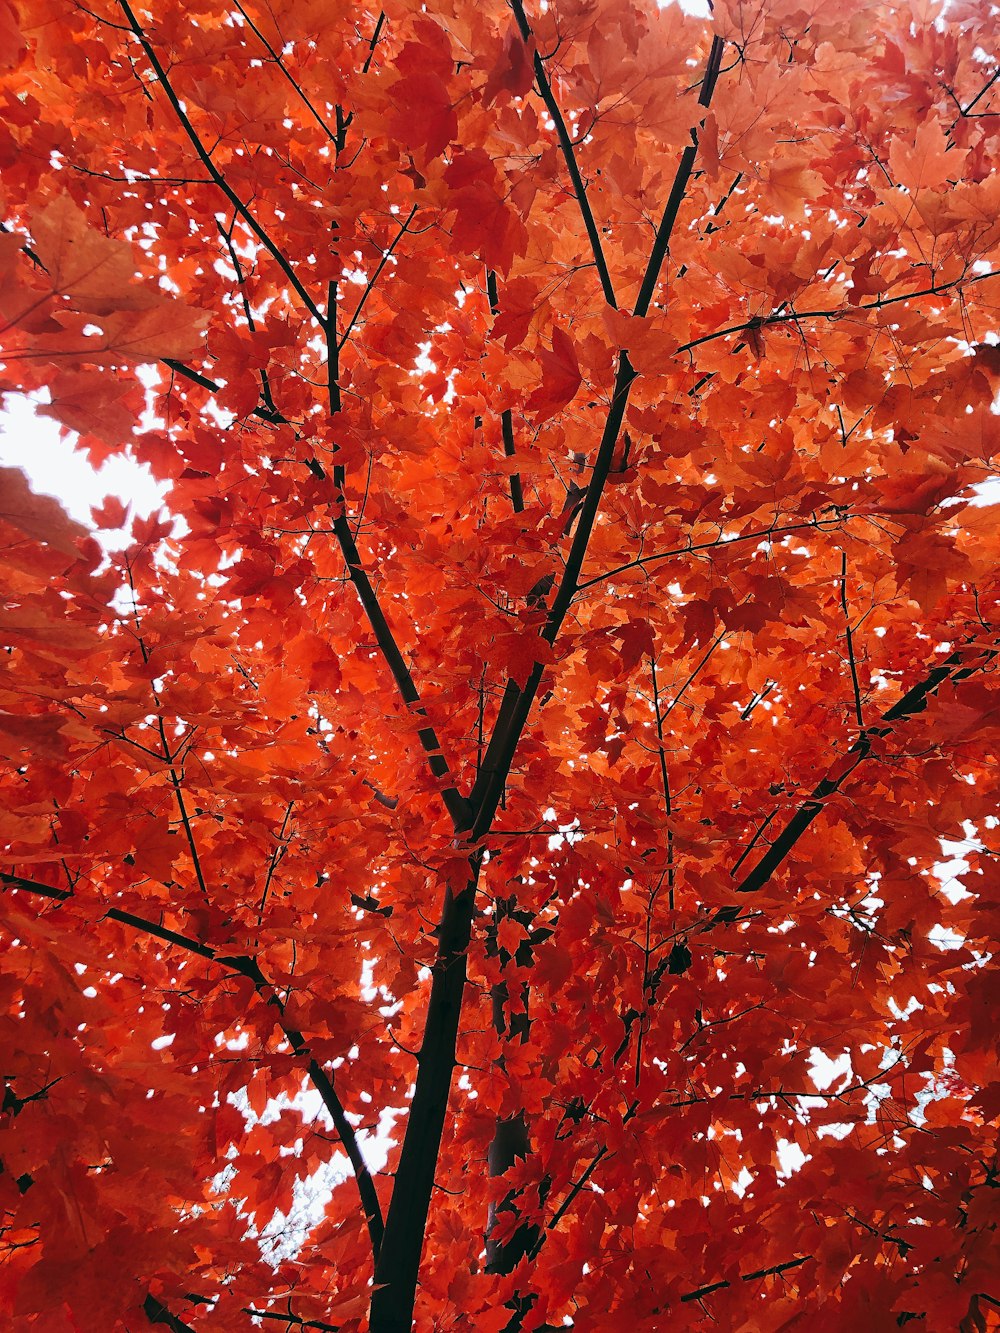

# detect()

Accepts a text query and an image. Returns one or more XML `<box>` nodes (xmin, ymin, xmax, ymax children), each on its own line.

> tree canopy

<box><xmin>1</xmin><ymin>0</ymin><xmax>999</xmax><ymax>1328</ymax></box>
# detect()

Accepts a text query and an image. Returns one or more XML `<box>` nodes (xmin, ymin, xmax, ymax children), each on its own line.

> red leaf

<box><xmin>527</xmin><ymin>325</ymin><xmax>582</xmax><ymax>422</ymax></box>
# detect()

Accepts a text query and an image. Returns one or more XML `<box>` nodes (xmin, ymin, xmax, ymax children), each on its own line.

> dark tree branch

<box><xmin>1</xmin><ymin>872</ymin><xmax>385</xmax><ymax>1259</ymax></box>
<box><xmin>117</xmin><ymin>0</ymin><xmax>325</xmax><ymax>325</ymax></box>
<box><xmin>361</xmin><ymin>12</ymin><xmax>386</xmax><ymax>74</ymax></box>
<box><xmin>123</xmin><ymin>560</ymin><xmax>212</xmax><ymax>903</ymax></box>
<box><xmin>577</xmin><ymin>513</ymin><xmax>852</xmax><ymax>591</ymax></box>
<box><xmin>649</xmin><ymin>655</ymin><xmax>675</xmax><ymax>913</ymax></box>
<box><xmin>245</xmin><ymin>1310</ymin><xmax>340</xmax><ymax>1331</ymax></box>
<box><xmin>675</xmin><ymin>268</ymin><xmax>1000</xmax><ymax>359</ymax></box>
<box><xmin>681</xmin><ymin>1255</ymin><xmax>812</xmax><ymax>1304</ymax></box>
<box><xmin>633</xmin><ymin>36</ymin><xmax>725</xmax><ymax>319</ymax></box>
<box><xmin>258</xmin><ymin>799</ymin><xmax>295</xmax><ymax>923</ymax></box>
<box><xmin>215</xmin><ymin>214</ymin><xmax>281</xmax><ymax>420</ymax></box>
<box><xmin>468</xmin><ymin>350</ymin><xmax>638</xmax><ymax>835</ymax></box>
<box><xmin>337</xmin><ymin>206</ymin><xmax>419</xmax><ymax>351</ymax></box>
<box><xmin>322</xmin><ymin>277</ymin><xmax>471</xmax><ymax>830</ymax></box>
<box><xmin>143</xmin><ymin>1294</ymin><xmax>196</xmax><ymax>1331</ymax></box>
<box><xmin>944</xmin><ymin>66</ymin><xmax>999</xmax><ymax>131</ymax></box>
<box><xmin>840</xmin><ymin>551</ymin><xmax>864</xmax><ymax>728</ymax></box>
<box><xmin>509</xmin><ymin>0</ymin><xmax>618</xmax><ymax>308</ymax></box>
<box><xmin>529</xmin><ymin>1147</ymin><xmax>608</xmax><ymax>1258</ymax></box>
<box><xmin>369</xmin><ymin>853</ymin><xmax>485</xmax><ymax>1331</ymax></box>
<box><xmin>230</xmin><ymin>0</ymin><xmax>339</xmax><ymax>143</ymax></box>
<box><xmin>721</xmin><ymin>637</ymin><xmax>999</xmax><ymax>909</ymax></box>
<box><xmin>486</xmin><ymin>269</ymin><xmax>525</xmax><ymax>514</ymax></box>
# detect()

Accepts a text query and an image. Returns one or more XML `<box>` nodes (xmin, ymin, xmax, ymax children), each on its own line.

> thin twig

<box><xmin>840</xmin><ymin>551</ymin><xmax>864</xmax><ymax>728</ymax></box>
<box><xmin>487</xmin><ymin>269</ymin><xmax>525</xmax><ymax>512</ymax></box>
<box><xmin>577</xmin><ymin>515</ymin><xmax>848</xmax><ymax>592</ymax></box>
<box><xmin>633</xmin><ymin>36</ymin><xmax>725</xmax><ymax>318</ymax></box>
<box><xmin>322</xmin><ymin>261</ymin><xmax>469</xmax><ymax>829</ymax></box>
<box><xmin>117</xmin><ymin>0</ymin><xmax>324</xmax><ymax>325</ymax></box>
<box><xmin>337</xmin><ymin>207</ymin><xmax>419</xmax><ymax>350</ymax></box>
<box><xmin>720</xmin><ymin>637</ymin><xmax>999</xmax><ymax>910</ymax></box>
<box><xmin>244</xmin><ymin>1310</ymin><xmax>340</xmax><ymax>1332</ymax></box>
<box><xmin>258</xmin><ymin>800</ymin><xmax>295</xmax><ymax>923</ymax></box>
<box><xmin>509</xmin><ymin>0</ymin><xmax>617</xmax><ymax>308</ymax></box>
<box><xmin>215</xmin><ymin>215</ymin><xmax>281</xmax><ymax>418</ymax></box>
<box><xmin>676</xmin><ymin>268</ymin><xmax>1000</xmax><ymax>359</ymax></box>
<box><xmin>681</xmin><ymin>1255</ymin><xmax>812</xmax><ymax>1303</ymax></box>
<box><xmin>649</xmin><ymin>656</ymin><xmax>675</xmax><ymax>912</ymax></box>
<box><xmin>361</xmin><ymin>12</ymin><xmax>386</xmax><ymax>74</ymax></box>
<box><xmin>231</xmin><ymin>0</ymin><xmax>339</xmax><ymax>143</ymax></box>
<box><xmin>123</xmin><ymin>559</ymin><xmax>211</xmax><ymax>903</ymax></box>
<box><xmin>2</xmin><ymin>871</ymin><xmax>386</xmax><ymax>1258</ymax></box>
<box><xmin>530</xmin><ymin>1147</ymin><xmax>608</xmax><ymax>1257</ymax></box>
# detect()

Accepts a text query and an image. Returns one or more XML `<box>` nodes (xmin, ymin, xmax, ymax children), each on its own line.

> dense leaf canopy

<box><xmin>1</xmin><ymin>0</ymin><xmax>999</xmax><ymax>1329</ymax></box>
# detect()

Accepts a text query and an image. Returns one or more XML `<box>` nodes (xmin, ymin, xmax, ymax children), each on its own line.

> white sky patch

<box><xmin>776</xmin><ymin>1139</ymin><xmax>809</xmax><ymax>1177</ymax></box>
<box><xmin>0</xmin><ymin>394</ymin><xmax>167</xmax><ymax>539</ymax></box>
<box><xmin>228</xmin><ymin>1080</ymin><xmax>400</xmax><ymax>1265</ymax></box>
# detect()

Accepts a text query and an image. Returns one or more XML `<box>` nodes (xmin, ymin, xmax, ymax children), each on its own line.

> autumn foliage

<box><xmin>1</xmin><ymin>0</ymin><xmax>1000</xmax><ymax>1327</ymax></box>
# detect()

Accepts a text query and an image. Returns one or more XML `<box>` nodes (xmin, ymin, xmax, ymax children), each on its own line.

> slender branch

<box><xmin>231</xmin><ymin>0</ymin><xmax>339</xmax><ymax>143</ymax></box>
<box><xmin>215</xmin><ymin>215</ymin><xmax>281</xmax><ymax>419</ymax></box>
<box><xmin>844</xmin><ymin>1209</ymin><xmax>913</xmax><ymax>1256</ymax></box>
<box><xmin>649</xmin><ymin>656</ymin><xmax>675</xmax><ymax>912</ymax></box>
<box><xmin>67</xmin><ymin>162</ymin><xmax>213</xmax><ymax>186</ymax></box>
<box><xmin>675</xmin><ymin>268</ymin><xmax>1000</xmax><ymax>359</ymax></box>
<box><xmin>162</xmin><ymin>356</ymin><xmax>255</xmax><ymax>402</ymax></box>
<box><xmin>468</xmin><ymin>350</ymin><xmax>637</xmax><ymax>835</ymax></box>
<box><xmin>361</xmin><ymin>12</ymin><xmax>386</xmax><ymax>74</ymax></box>
<box><xmin>171</xmin><ymin>322</ymin><xmax>467</xmax><ymax>833</ymax></box>
<box><xmin>486</xmin><ymin>269</ymin><xmax>525</xmax><ymax>513</ymax></box>
<box><xmin>509</xmin><ymin>0</ymin><xmax>617</xmax><ymax>308</ymax></box>
<box><xmin>663</xmin><ymin>633</ymin><xmax>725</xmax><ymax>723</ymax></box>
<box><xmin>471</xmin><ymin>29</ymin><xmax>727</xmax><ymax>839</ymax></box>
<box><xmin>633</xmin><ymin>35</ymin><xmax>725</xmax><ymax>319</ymax></box>
<box><xmin>722</xmin><ymin>638</ymin><xmax>998</xmax><ymax>908</ymax></box>
<box><xmin>117</xmin><ymin>0</ymin><xmax>324</xmax><ymax>325</ymax></box>
<box><xmin>1</xmin><ymin>872</ymin><xmax>385</xmax><ymax>1258</ymax></box>
<box><xmin>245</xmin><ymin>1312</ymin><xmax>340</xmax><ymax>1332</ymax></box>
<box><xmin>123</xmin><ymin>560</ymin><xmax>211</xmax><ymax>902</ymax></box>
<box><xmin>258</xmin><ymin>800</ymin><xmax>294</xmax><ymax>922</ymax></box>
<box><xmin>528</xmin><ymin>1147</ymin><xmax>608</xmax><ymax>1258</ymax></box>
<box><xmin>944</xmin><ymin>66</ymin><xmax>1000</xmax><ymax>131</ymax></box>
<box><xmin>337</xmin><ymin>207</ymin><xmax>419</xmax><ymax>350</ymax></box>
<box><xmin>577</xmin><ymin>514</ymin><xmax>852</xmax><ymax>592</ymax></box>
<box><xmin>962</xmin><ymin>66</ymin><xmax>999</xmax><ymax>115</ymax></box>
<box><xmin>680</xmin><ymin>1255</ymin><xmax>812</xmax><ymax>1304</ymax></box>
<box><xmin>839</xmin><ymin>551</ymin><xmax>864</xmax><ymax>728</ymax></box>
<box><xmin>159</xmin><ymin>717</ymin><xmax>211</xmax><ymax>900</ymax></box>
<box><xmin>677</xmin><ymin>170</ymin><xmax>745</xmax><ymax>283</ymax></box>
<box><xmin>323</xmin><ymin>287</ymin><xmax>470</xmax><ymax>830</ymax></box>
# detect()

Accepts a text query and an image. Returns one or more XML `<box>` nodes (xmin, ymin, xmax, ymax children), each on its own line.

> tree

<box><xmin>1</xmin><ymin>0</ymin><xmax>999</xmax><ymax>1327</ymax></box>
